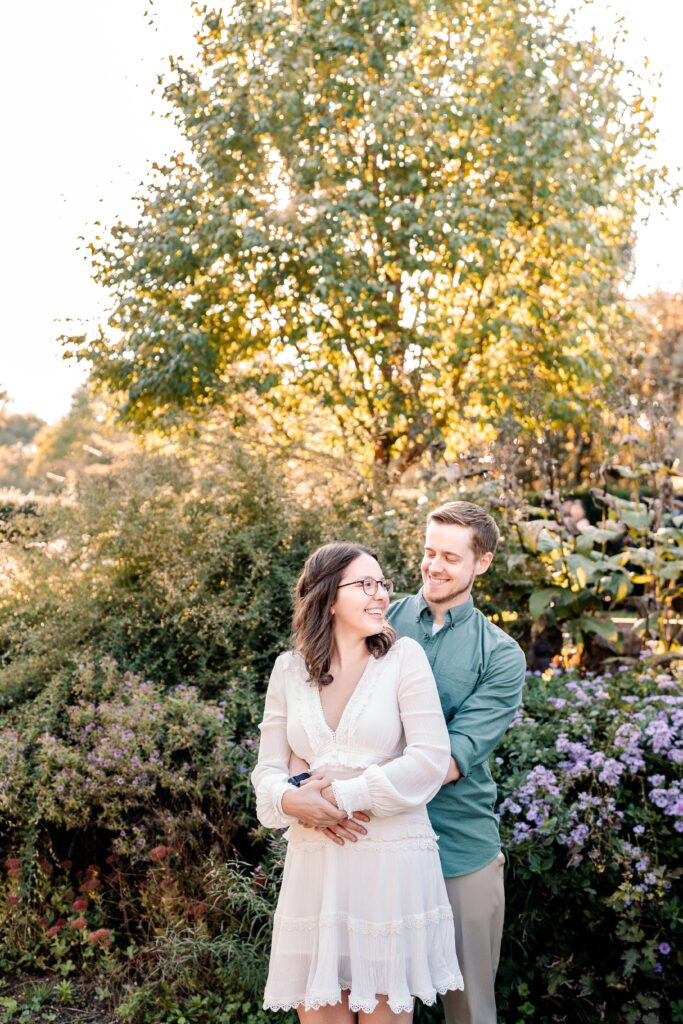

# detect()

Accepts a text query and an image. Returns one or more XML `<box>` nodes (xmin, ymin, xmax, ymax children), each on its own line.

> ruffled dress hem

<box><xmin>263</xmin><ymin>974</ymin><xmax>465</xmax><ymax>1014</ymax></box>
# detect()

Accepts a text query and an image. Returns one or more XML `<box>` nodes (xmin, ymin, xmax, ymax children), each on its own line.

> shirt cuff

<box><xmin>331</xmin><ymin>775</ymin><xmax>371</xmax><ymax>816</ymax></box>
<box><xmin>450</xmin><ymin>736</ymin><xmax>472</xmax><ymax>778</ymax></box>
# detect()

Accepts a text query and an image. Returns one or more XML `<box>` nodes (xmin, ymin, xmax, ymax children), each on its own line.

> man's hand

<box><xmin>281</xmin><ymin>776</ymin><xmax>347</xmax><ymax>827</ymax></box>
<box><xmin>299</xmin><ymin>774</ymin><xmax>370</xmax><ymax>847</ymax></box>
<box><xmin>444</xmin><ymin>756</ymin><xmax>462</xmax><ymax>785</ymax></box>
<box><xmin>318</xmin><ymin>813</ymin><xmax>370</xmax><ymax>846</ymax></box>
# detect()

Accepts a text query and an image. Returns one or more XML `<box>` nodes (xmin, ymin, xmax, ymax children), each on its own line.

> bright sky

<box><xmin>1</xmin><ymin>0</ymin><xmax>681</xmax><ymax>424</ymax></box>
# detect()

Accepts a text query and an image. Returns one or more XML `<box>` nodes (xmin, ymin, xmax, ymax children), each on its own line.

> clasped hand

<box><xmin>281</xmin><ymin>773</ymin><xmax>370</xmax><ymax>846</ymax></box>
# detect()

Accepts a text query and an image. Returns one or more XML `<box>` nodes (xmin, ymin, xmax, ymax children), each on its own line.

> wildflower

<box><xmin>7</xmin><ymin>867</ymin><xmax>22</xmax><ymax>879</ymax></box>
<box><xmin>70</xmin><ymin>917</ymin><xmax>87</xmax><ymax>929</ymax></box>
<box><xmin>87</xmin><ymin>928</ymin><xmax>111</xmax><ymax>947</ymax></box>
<box><xmin>4</xmin><ymin>857</ymin><xmax>21</xmax><ymax>870</ymax></box>
<box><xmin>598</xmin><ymin>759</ymin><xmax>624</xmax><ymax>787</ymax></box>
<box><xmin>71</xmin><ymin>897</ymin><xmax>88</xmax><ymax>912</ymax></box>
<box><xmin>7</xmin><ymin>895</ymin><xmax>19</xmax><ymax>906</ymax></box>
<box><xmin>633</xmin><ymin>825</ymin><xmax>645</xmax><ymax>835</ymax></box>
<box><xmin>80</xmin><ymin>877</ymin><xmax>102</xmax><ymax>892</ymax></box>
<box><xmin>37</xmin><ymin>916</ymin><xmax>49</xmax><ymax>927</ymax></box>
<box><xmin>658</xmin><ymin>942</ymin><xmax>671</xmax><ymax>955</ymax></box>
<box><xmin>149</xmin><ymin>845</ymin><xmax>172</xmax><ymax>863</ymax></box>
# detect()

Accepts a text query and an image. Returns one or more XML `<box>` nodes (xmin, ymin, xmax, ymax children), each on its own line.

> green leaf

<box><xmin>529</xmin><ymin>587</ymin><xmax>565</xmax><ymax>619</ymax></box>
<box><xmin>578</xmin><ymin>617</ymin><xmax>620</xmax><ymax>644</ymax></box>
<box><xmin>620</xmin><ymin>508</ymin><xmax>653</xmax><ymax>530</ymax></box>
<box><xmin>567</xmin><ymin>553</ymin><xmax>598</xmax><ymax>586</ymax></box>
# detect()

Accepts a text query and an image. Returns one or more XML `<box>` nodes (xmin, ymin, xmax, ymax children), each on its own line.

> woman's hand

<box><xmin>281</xmin><ymin>776</ymin><xmax>347</xmax><ymax>828</ymax></box>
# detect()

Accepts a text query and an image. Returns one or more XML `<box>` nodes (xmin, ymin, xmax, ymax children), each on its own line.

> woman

<box><xmin>251</xmin><ymin>543</ymin><xmax>463</xmax><ymax>1022</ymax></box>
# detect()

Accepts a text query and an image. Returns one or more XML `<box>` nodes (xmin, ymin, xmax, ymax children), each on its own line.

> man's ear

<box><xmin>475</xmin><ymin>551</ymin><xmax>494</xmax><ymax>576</ymax></box>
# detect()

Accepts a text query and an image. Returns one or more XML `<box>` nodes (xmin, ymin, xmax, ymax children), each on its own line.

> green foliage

<box><xmin>496</xmin><ymin>663</ymin><xmax>681</xmax><ymax>1023</ymax></box>
<box><xmin>68</xmin><ymin>0</ymin><xmax>658</xmax><ymax>483</ymax></box>
<box><xmin>511</xmin><ymin>461</ymin><xmax>683</xmax><ymax>660</ymax></box>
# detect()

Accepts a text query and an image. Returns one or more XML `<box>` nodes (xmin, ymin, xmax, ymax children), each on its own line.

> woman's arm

<box><xmin>250</xmin><ymin>656</ymin><xmax>299</xmax><ymax>829</ymax></box>
<box><xmin>288</xmin><ymin>752</ymin><xmax>311</xmax><ymax>776</ymax></box>
<box><xmin>251</xmin><ymin>656</ymin><xmax>347</xmax><ymax>830</ymax></box>
<box><xmin>329</xmin><ymin>640</ymin><xmax>450</xmax><ymax>818</ymax></box>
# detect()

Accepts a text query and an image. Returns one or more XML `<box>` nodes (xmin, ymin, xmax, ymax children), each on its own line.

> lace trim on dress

<box><xmin>341</xmin><ymin>642</ymin><xmax>401</xmax><ymax>749</ymax></box>
<box><xmin>264</xmin><ymin>977</ymin><xmax>464</xmax><ymax>1013</ymax></box>
<box><xmin>274</xmin><ymin>905</ymin><xmax>453</xmax><ymax>935</ymax></box>
<box><xmin>285</xmin><ymin>834</ymin><xmax>439</xmax><ymax>852</ymax></box>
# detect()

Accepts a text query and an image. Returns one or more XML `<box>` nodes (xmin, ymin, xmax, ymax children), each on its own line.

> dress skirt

<box><xmin>263</xmin><ymin>809</ymin><xmax>463</xmax><ymax>1015</ymax></box>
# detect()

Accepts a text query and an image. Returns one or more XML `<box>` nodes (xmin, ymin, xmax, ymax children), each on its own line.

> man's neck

<box><xmin>426</xmin><ymin>590</ymin><xmax>472</xmax><ymax>626</ymax></box>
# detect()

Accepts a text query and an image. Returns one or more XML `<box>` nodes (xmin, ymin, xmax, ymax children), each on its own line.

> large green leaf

<box><xmin>529</xmin><ymin>587</ymin><xmax>566</xmax><ymax>620</ymax></box>
<box><xmin>577</xmin><ymin>617</ymin><xmax>620</xmax><ymax>644</ymax></box>
<box><xmin>567</xmin><ymin>553</ymin><xmax>598</xmax><ymax>587</ymax></box>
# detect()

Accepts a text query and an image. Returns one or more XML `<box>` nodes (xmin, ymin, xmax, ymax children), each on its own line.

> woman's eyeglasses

<box><xmin>337</xmin><ymin>577</ymin><xmax>394</xmax><ymax>597</ymax></box>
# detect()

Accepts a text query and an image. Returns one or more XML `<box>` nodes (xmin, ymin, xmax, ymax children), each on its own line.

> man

<box><xmin>387</xmin><ymin>501</ymin><xmax>526</xmax><ymax>1024</ymax></box>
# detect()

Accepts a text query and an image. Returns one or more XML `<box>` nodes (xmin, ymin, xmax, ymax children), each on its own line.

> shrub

<box><xmin>495</xmin><ymin>662</ymin><xmax>681</xmax><ymax>1023</ymax></box>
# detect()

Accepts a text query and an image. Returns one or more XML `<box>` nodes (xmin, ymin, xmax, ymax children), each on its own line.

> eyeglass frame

<box><xmin>337</xmin><ymin>576</ymin><xmax>394</xmax><ymax>597</ymax></box>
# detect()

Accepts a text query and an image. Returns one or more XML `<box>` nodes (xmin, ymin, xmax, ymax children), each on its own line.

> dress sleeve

<box><xmin>250</xmin><ymin>655</ymin><xmax>298</xmax><ymax>829</ymax></box>
<box><xmin>331</xmin><ymin>639</ymin><xmax>450</xmax><ymax>817</ymax></box>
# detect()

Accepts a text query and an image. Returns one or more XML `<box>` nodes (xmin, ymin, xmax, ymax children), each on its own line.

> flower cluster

<box><xmin>496</xmin><ymin>661</ymin><xmax>680</xmax><ymax>1015</ymax></box>
<box><xmin>25</xmin><ymin>660</ymin><xmax>254</xmax><ymax>849</ymax></box>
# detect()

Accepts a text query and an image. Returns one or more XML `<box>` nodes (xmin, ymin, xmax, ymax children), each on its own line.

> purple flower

<box><xmin>598</xmin><ymin>758</ymin><xmax>624</xmax><ymax>787</ymax></box>
<box><xmin>633</xmin><ymin>825</ymin><xmax>645</xmax><ymax>835</ymax></box>
<box><xmin>658</xmin><ymin>942</ymin><xmax>671</xmax><ymax>955</ymax></box>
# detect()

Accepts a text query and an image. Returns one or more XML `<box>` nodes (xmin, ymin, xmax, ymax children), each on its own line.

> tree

<box><xmin>69</xmin><ymin>0</ymin><xmax>659</xmax><ymax>488</ymax></box>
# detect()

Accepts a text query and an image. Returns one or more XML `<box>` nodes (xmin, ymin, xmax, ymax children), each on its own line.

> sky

<box><xmin>1</xmin><ymin>0</ymin><xmax>682</xmax><ymax>425</ymax></box>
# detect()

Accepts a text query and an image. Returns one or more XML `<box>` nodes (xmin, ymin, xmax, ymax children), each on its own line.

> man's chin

<box><xmin>423</xmin><ymin>585</ymin><xmax>457</xmax><ymax>605</ymax></box>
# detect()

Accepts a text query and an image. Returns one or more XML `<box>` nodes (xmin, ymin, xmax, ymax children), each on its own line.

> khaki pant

<box><xmin>440</xmin><ymin>852</ymin><xmax>505</xmax><ymax>1024</ymax></box>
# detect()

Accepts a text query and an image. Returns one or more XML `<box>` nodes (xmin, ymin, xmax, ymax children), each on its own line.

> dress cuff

<box><xmin>274</xmin><ymin>780</ymin><xmax>297</xmax><ymax>821</ymax></box>
<box><xmin>332</xmin><ymin>775</ymin><xmax>371</xmax><ymax>816</ymax></box>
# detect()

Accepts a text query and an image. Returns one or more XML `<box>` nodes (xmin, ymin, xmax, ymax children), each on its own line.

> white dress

<box><xmin>251</xmin><ymin>636</ymin><xmax>464</xmax><ymax>1015</ymax></box>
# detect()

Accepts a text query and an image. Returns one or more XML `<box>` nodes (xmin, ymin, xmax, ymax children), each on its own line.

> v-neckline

<box><xmin>316</xmin><ymin>655</ymin><xmax>373</xmax><ymax>736</ymax></box>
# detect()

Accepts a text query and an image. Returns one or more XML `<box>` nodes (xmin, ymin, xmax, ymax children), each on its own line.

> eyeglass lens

<box><xmin>361</xmin><ymin>577</ymin><xmax>394</xmax><ymax>596</ymax></box>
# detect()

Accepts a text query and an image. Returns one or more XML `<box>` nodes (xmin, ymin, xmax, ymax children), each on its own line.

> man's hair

<box><xmin>427</xmin><ymin>501</ymin><xmax>500</xmax><ymax>558</ymax></box>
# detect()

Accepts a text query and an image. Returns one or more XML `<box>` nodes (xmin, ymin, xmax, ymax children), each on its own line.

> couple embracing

<box><xmin>251</xmin><ymin>502</ymin><xmax>526</xmax><ymax>1024</ymax></box>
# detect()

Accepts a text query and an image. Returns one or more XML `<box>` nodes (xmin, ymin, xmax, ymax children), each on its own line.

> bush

<box><xmin>496</xmin><ymin>662</ymin><xmax>682</xmax><ymax>1023</ymax></box>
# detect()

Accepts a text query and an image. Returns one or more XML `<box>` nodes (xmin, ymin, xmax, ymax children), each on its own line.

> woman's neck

<box><xmin>330</xmin><ymin>628</ymin><xmax>369</xmax><ymax>672</ymax></box>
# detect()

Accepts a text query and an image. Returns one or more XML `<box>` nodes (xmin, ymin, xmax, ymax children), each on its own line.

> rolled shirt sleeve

<box><xmin>332</xmin><ymin>639</ymin><xmax>450</xmax><ymax>817</ymax></box>
<box><xmin>250</xmin><ymin>655</ymin><xmax>298</xmax><ymax>829</ymax></box>
<box><xmin>449</xmin><ymin>640</ymin><xmax>526</xmax><ymax>778</ymax></box>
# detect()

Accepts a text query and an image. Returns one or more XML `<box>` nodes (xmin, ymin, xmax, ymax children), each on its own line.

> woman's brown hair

<box><xmin>292</xmin><ymin>542</ymin><xmax>396</xmax><ymax>687</ymax></box>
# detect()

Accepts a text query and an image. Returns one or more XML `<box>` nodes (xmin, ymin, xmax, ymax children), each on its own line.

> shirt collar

<box><xmin>415</xmin><ymin>590</ymin><xmax>475</xmax><ymax>628</ymax></box>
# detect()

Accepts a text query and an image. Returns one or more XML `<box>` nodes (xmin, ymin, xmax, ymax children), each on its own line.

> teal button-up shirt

<box><xmin>388</xmin><ymin>591</ymin><xmax>526</xmax><ymax>877</ymax></box>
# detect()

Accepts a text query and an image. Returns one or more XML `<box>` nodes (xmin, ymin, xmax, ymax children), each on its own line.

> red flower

<box><xmin>4</xmin><ymin>857</ymin><xmax>21</xmax><ymax>870</ymax></box>
<box><xmin>46</xmin><ymin>919</ymin><xmax>66</xmax><ymax>937</ymax></box>
<box><xmin>7</xmin><ymin>867</ymin><xmax>22</xmax><ymax>879</ymax></box>
<box><xmin>149</xmin><ymin>845</ymin><xmax>172</xmax><ymax>863</ymax></box>
<box><xmin>71</xmin><ymin>897</ymin><xmax>88</xmax><ymax>912</ymax></box>
<box><xmin>87</xmin><ymin>928</ymin><xmax>111</xmax><ymax>947</ymax></box>
<box><xmin>7</xmin><ymin>895</ymin><xmax>19</xmax><ymax>906</ymax></box>
<box><xmin>188</xmin><ymin>902</ymin><xmax>207</xmax><ymax>919</ymax></box>
<box><xmin>37</xmin><ymin>916</ymin><xmax>49</xmax><ymax>927</ymax></box>
<box><xmin>70</xmin><ymin>916</ymin><xmax>87</xmax><ymax>930</ymax></box>
<box><xmin>79</xmin><ymin>878</ymin><xmax>102</xmax><ymax>892</ymax></box>
<box><xmin>60</xmin><ymin>860</ymin><xmax>73</xmax><ymax>870</ymax></box>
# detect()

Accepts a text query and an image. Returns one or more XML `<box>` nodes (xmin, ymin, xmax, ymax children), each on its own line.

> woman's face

<box><xmin>331</xmin><ymin>553</ymin><xmax>390</xmax><ymax>639</ymax></box>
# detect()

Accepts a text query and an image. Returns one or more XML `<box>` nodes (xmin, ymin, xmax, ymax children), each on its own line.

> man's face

<box><xmin>420</xmin><ymin>521</ymin><xmax>493</xmax><ymax>609</ymax></box>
